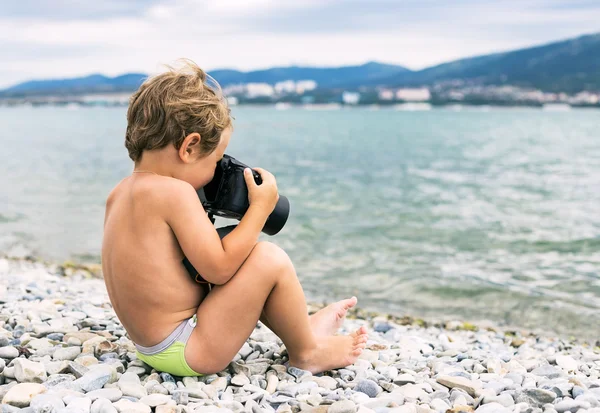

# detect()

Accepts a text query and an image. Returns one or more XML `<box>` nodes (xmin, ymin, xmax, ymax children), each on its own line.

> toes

<box><xmin>351</xmin><ymin>347</ymin><xmax>364</xmax><ymax>356</ymax></box>
<box><xmin>353</xmin><ymin>342</ymin><xmax>367</xmax><ymax>350</ymax></box>
<box><xmin>354</xmin><ymin>335</ymin><xmax>368</xmax><ymax>345</ymax></box>
<box><xmin>343</xmin><ymin>296</ymin><xmax>357</xmax><ymax>309</ymax></box>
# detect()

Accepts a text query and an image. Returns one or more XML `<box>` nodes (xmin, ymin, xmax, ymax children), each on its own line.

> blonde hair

<box><xmin>125</xmin><ymin>59</ymin><xmax>231</xmax><ymax>162</ymax></box>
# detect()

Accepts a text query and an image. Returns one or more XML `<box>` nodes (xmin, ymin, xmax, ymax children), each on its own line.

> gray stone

<box><xmin>111</xmin><ymin>399</ymin><xmax>151</xmax><ymax>413</ymax></box>
<box><xmin>515</xmin><ymin>389</ymin><xmax>557</xmax><ymax>407</ymax></box>
<box><xmin>231</xmin><ymin>361</ymin><xmax>270</xmax><ymax>376</ymax></box>
<box><xmin>329</xmin><ymin>400</ymin><xmax>357</xmax><ymax>413</ymax></box>
<box><xmin>64</xmin><ymin>397</ymin><xmax>92</xmax><ymax>413</ymax></box>
<box><xmin>44</xmin><ymin>360</ymin><xmax>70</xmax><ymax>376</ymax></box>
<box><xmin>355</xmin><ymin>379</ymin><xmax>381</xmax><ymax>398</ymax></box>
<box><xmin>554</xmin><ymin>398</ymin><xmax>591</xmax><ymax>413</ymax></box>
<box><xmin>68</xmin><ymin>361</ymin><xmax>89</xmax><ymax>379</ymax></box>
<box><xmin>86</xmin><ymin>388</ymin><xmax>123</xmax><ymax>402</ymax></box>
<box><xmin>475</xmin><ymin>402</ymin><xmax>512</xmax><ymax>413</ymax></box>
<box><xmin>0</xmin><ymin>346</ymin><xmax>19</xmax><ymax>359</ymax></box>
<box><xmin>238</xmin><ymin>342</ymin><xmax>253</xmax><ymax>359</ymax></box>
<box><xmin>74</xmin><ymin>366</ymin><xmax>116</xmax><ymax>392</ymax></box>
<box><xmin>139</xmin><ymin>393</ymin><xmax>172</xmax><ymax>407</ymax></box>
<box><xmin>53</xmin><ymin>346</ymin><xmax>81</xmax><ymax>361</ymax></box>
<box><xmin>531</xmin><ymin>366</ymin><xmax>563</xmax><ymax>379</ymax></box>
<box><xmin>437</xmin><ymin>376</ymin><xmax>481</xmax><ymax>397</ymax></box>
<box><xmin>159</xmin><ymin>373</ymin><xmax>175</xmax><ymax>383</ymax></box>
<box><xmin>13</xmin><ymin>359</ymin><xmax>47</xmax><ymax>384</ymax></box>
<box><xmin>572</xmin><ymin>386</ymin><xmax>586</xmax><ymax>398</ymax></box>
<box><xmin>147</xmin><ymin>383</ymin><xmax>169</xmax><ymax>395</ymax></box>
<box><xmin>231</xmin><ymin>373</ymin><xmax>250</xmax><ymax>386</ymax></box>
<box><xmin>30</xmin><ymin>393</ymin><xmax>65</xmax><ymax>412</ymax></box>
<box><xmin>90</xmin><ymin>398</ymin><xmax>117</xmax><ymax>413</ymax></box>
<box><xmin>430</xmin><ymin>398</ymin><xmax>450</xmax><ymax>412</ymax></box>
<box><xmin>555</xmin><ymin>356</ymin><xmax>578</xmax><ymax>372</ymax></box>
<box><xmin>482</xmin><ymin>393</ymin><xmax>514</xmax><ymax>407</ymax></box>
<box><xmin>278</xmin><ymin>381</ymin><xmax>317</xmax><ymax>397</ymax></box>
<box><xmin>210</xmin><ymin>376</ymin><xmax>228</xmax><ymax>391</ymax></box>
<box><xmin>395</xmin><ymin>373</ymin><xmax>417</xmax><ymax>385</ymax></box>
<box><xmin>172</xmin><ymin>389</ymin><xmax>188</xmax><ymax>405</ymax></box>
<box><xmin>118</xmin><ymin>381</ymin><xmax>147</xmax><ymax>399</ymax></box>
<box><xmin>42</xmin><ymin>374</ymin><xmax>75</xmax><ymax>390</ymax></box>
<box><xmin>0</xmin><ymin>404</ymin><xmax>21</xmax><ymax>413</ymax></box>
<box><xmin>1</xmin><ymin>383</ymin><xmax>47</xmax><ymax>407</ymax></box>
<box><xmin>287</xmin><ymin>367</ymin><xmax>311</xmax><ymax>381</ymax></box>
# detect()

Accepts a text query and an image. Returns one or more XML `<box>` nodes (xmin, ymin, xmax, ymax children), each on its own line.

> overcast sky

<box><xmin>1</xmin><ymin>0</ymin><xmax>599</xmax><ymax>88</ymax></box>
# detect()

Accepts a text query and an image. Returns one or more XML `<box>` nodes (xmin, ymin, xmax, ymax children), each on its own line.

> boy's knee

<box><xmin>253</xmin><ymin>241</ymin><xmax>292</xmax><ymax>273</ymax></box>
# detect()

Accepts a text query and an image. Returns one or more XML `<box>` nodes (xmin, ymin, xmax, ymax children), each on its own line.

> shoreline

<box><xmin>1</xmin><ymin>257</ymin><xmax>599</xmax><ymax>412</ymax></box>
<box><xmin>1</xmin><ymin>254</ymin><xmax>597</xmax><ymax>350</ymax></box>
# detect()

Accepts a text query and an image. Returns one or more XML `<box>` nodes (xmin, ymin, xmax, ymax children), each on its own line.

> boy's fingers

<box><xmin>253</xmin><ymin>168</ymin><xmax>274</xmax><ymax>183</ymax></box>
<box><xmin>243</xmin><ymin>168</ymin><xmax>256</xmax><ymax>187</ymax></box>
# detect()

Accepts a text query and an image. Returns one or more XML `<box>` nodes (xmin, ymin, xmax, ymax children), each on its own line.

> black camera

<box><xmin>200</xmin><ymin>154</ymin><xmax>290</xmax><ymax>235</ymax></box>
<box><xmin>183</xmin><ymin>155</ymin><xmax>290</xmax><ymax>285</ymax></box>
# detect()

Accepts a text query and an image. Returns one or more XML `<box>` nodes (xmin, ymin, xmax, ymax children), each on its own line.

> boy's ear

<box><xmin>179</xmin><ymin>132</ymin><xmax>202</xmax><ymax>162</ymax></box>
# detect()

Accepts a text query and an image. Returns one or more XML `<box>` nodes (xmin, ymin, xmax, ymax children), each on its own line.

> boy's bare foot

<box><xmin>309</xmin><ymin>297</ymin><xmax>357</xmax><ymax>336</ymax></box>
<box><xmin>289</xmin><ymin>326</ymin><xmax>369</xmax><ymax>374</ymax></box>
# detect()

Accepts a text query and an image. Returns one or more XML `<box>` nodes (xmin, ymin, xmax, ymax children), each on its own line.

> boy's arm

<box><xmin>163</xmin><ymin>180</ymin><xmax>268</xmax><ymax>285</ymax></box>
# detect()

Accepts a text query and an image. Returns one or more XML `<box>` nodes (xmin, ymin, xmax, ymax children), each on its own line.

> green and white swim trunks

<box><xmin>134</xmin><ymin>314</ymin><xmax>203</xmax><ymax>377</ymax></box>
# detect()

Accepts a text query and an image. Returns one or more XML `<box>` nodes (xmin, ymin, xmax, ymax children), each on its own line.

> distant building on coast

<box><xmin>396</xmin><ymin>88</ymin><xmax>431</xmax><ymax>102</ymax></box>
<box><xmin>378</xmin><ymin>89</ymin><xmax>395</xmax><ymax>101</ymax></box>
<box><xmin>342</xmin><ymin>91</ymin><xmax>361</xmax><ymax>105</ymax></box>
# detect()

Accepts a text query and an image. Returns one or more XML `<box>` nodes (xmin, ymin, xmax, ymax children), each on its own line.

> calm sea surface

<box><xmin>1</xmin><ymin>106</ymin><xmax>599</xmax><ymax>338</ymax></box>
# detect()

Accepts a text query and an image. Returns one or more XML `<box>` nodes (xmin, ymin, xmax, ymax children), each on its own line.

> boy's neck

<box><xmin>134</xmin><ymin>150</ymin><xmax>176</xmax><ymax>177</ymax></box>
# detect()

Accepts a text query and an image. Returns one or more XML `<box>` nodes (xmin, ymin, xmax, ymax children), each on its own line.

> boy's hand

<box><xmin>244</xmin><ymin>167</ymin><xmax>279</xmax><ymax>214</ymax></box>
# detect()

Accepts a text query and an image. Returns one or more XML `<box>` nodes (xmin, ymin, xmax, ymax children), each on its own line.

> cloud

<box><xmin>0</xmin><ymin>0</ymin><xmax>598</xmax><ymax>88</ymax></box>
<box><xmin>0</xmin><ymin>0</ymin><xmax>162</xmax><ymax>20</ymax></box>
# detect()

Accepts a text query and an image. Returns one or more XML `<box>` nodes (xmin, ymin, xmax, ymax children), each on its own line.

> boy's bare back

<box><xmin>102</xmin><ymin>175</ymin><xmax>205</xmax><ymax>347</ymax></box>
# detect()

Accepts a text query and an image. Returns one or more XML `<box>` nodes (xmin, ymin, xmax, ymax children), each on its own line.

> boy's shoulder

<box><xmin>106</xmin><ymin>175</ymin><xmax>200</xmax><ymax>215</ymax></box>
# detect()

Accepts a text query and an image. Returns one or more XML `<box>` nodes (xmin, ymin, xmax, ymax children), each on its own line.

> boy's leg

<box><xmin>185</xmin><ymin>241</ymin><xmax>368</xmax><ymax>374</ymax></box>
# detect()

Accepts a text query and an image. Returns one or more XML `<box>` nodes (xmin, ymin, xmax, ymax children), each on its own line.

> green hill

<box><xmin>389</xmin><ymin>33</ymin><xmax>600</xmax><ymax>93</ymax></box>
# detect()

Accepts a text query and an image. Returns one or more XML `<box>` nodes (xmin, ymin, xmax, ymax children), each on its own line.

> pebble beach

<box><xmin>1</xmin><ymin>257</ymin><xmax>599</xmax><ymax>413</ymax></box>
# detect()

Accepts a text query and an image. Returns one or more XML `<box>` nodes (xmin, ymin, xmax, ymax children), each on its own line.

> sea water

<box><xmin>1</xmin><ymin>105</ymin><xmax>598</xmax><ymax>338</ymax></box>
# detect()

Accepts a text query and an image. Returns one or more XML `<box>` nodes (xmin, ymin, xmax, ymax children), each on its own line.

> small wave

<box><xmin>0</xmin><ymin>213</ymin><xmax>25</xmax><ymax>223</ymax></box>
<box><xmin>506</xmin><ymin>237</ymin><xmax>600</xmax><ymax>254</ymax></box>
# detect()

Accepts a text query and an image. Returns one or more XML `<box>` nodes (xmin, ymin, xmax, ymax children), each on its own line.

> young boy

<box><xmin>101</xmin><ymin>60</ymin><xmax>368</xmax><ymax>377</ymax></box>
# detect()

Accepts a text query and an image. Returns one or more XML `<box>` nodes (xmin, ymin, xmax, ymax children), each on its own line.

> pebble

<box><xmin>232</xmin><ymin>373</ymin><xmax>250</xmax><ymax>386</ymax></box>
<box><xmin>29</xmin><ymin>393</ymin><xmax>66</xmax><ymax>411</ymax></box>
<box><xmin>74</xmin><ymin>365</ymin><xmax>116</xmax><ymax>392</ymax></box>
<box><xmin>437</xmin><ymin>375</ymin><xmax>481</xmax><ymax>397</ymax></box>
<box><xmin>555</xmin><ymin>355</ymin><xmax>578</xmax><ymax>372</ymax></box>
<box><xmin>515</xmin><ymin>388</ymin><xmax>557</xmax><ymax>407</ymax></box>
<box><xmin>112</xmin><ymin>398</ymin><xmax>151</xmax><ymax>413</ymax></box>
<box><xmin>0</xmin><ymin>346</ymin><xmax>19</xmax><ymax>359</ymax></box>
<box><xmin>13</xmin><ymin>358</ymin><xmax>47</xmax><ymax>383</ymax></box>
<box><xmin>91</xmin><ymin>397</ymin><xmax>117</xmax><ymax>413</ymax></box>
<box><xmin>65</xmin><ymin>396</ymin><xmax>92</xmax><ymax>413</ymax></box>
<box><xmin>1</xmin><ymin>258</ymin><xmax>599</xmax><ymax>413</ymax></box>
<box><xmin>86</xmin><ymin>388</ymin><xmax>123</xmax><ymax>402</ymax></box>
<box><xmin>53</xmin><ymin>346</ymin><xmax>82</xmax><ymax>361</ymax></box>
<box><xmin>1</xmin><ymin>382</ymin><xmax>47</xmax><ymax>407</ymax></box>
<box><xmin>329</xmin><ymin>399</ymin><xmax>358</xmax><ymax>413</ymax></box>
<box><xmin>139</xmin><ymin>393</ymin><xmax>172</xmax><ymax>406</ymax></box>
<box><xmin>354</xmin><ymin>379</ymin><xmax>382</xmax><ymax>398</ymax></box>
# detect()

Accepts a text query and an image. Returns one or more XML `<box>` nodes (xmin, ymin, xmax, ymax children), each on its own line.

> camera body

<box><xmin>200</xmin><ymin>154</ymin><xmax>290</xmax><ymax>235</ymax></box>
<box><xmin>185</xmin><ymin>154</ymin><xmax>290</xmax><ymax>284</ymax></box>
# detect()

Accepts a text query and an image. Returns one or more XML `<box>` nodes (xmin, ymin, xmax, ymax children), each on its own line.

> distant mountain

<box><xmin>1</xmin><ymin>32</ymin><xmax>599</xmax><ymax>96</ymax></box>
<box><xmin>209</xmin><ymin>62</ymin><xmax>412</xmax><ymax>88</ymax></box>
<box><xmin>384</xmin><ymin>33</ymin><xmax>600</xmax><ymax>93</ymax></box>
<box><xmin>1</xmin><ymin>73</ymin><xmax>148</xmax><ymax>97</ymax></box>
<box><xmin>0</xmin><ymin>62</ymin><xmax>409</xmax><ymax>97</ymax></box>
